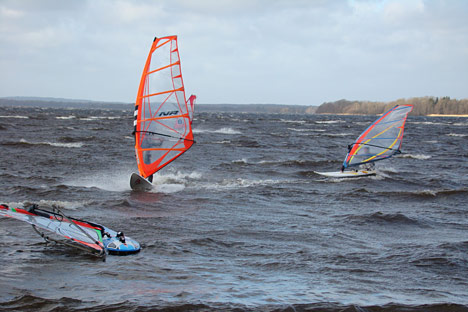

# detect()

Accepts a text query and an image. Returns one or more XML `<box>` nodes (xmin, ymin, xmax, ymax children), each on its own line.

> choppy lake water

<box><xmin>1</xmin><ymin>105</ymin><xmax>467</xmax><ymax>311</ymax></box>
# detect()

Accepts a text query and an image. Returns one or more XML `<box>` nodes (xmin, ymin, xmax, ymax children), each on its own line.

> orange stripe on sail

<box><xmin>146</xmin><ymin>61</ymin><xmax>181</xmax><ymax>76</ymax></box>
<box><xmin>139</xmin><ymin>87</ymin><xmax>184</xmax><ymax>99</ymax></box>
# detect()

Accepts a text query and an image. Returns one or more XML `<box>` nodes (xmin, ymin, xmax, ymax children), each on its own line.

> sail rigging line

<box><xmin>17</xmin><ymin>205</ymin><xmax>107</xmax><ymax>258</ymax></box>
<box><xmin>134</xmin><ymin>130</ymin><xmax>195</xmax><ymax>143</ymax></box>
<box><xmin>52</xmin><ymin>207</ymin><xmax>105</xmax><ymax>252</ymax></box>
<box><xmin>31</xmin><ymin>225</ymin><xmax>106</xmax><ymax>259</ymax></box>
<box><xmin>28</xmin><ymin>205</ymin><xmax>106</xmax><ymax>256</ymax></box>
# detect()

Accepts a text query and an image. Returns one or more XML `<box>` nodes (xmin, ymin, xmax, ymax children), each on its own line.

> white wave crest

<box><xmin>65</xmin><ymin>170</ymin><xmax>132</xmax><ymax>192</ymax></box>
<box><xmin>35</xmin><ymin>200</ymin><xmax>88</xmax><ymax>210</ymax></box>
<box><xmin>193</xmin><ymin>127</ymin><xmax>241</xmax><ymax>135</ymax></box>
<box><xmin>315</xmin><ymin>120</ymin><xmax>344</xmax><ymax>124</ymax></box>
<box><xmin>232</xmin><ymin>158</ymin><xmax>248</xmax><ymax>164</ymax></box>
<box><xmin>287</xmin><ymin>128</ymin><xmax>316</xmax><ymax>132</ymax></box>
<box><xmin>326</xmin><ymin>133</ymin><xmax>353</xmax><ymax>137</ymax></box>
<box><xmin>19</xmin><ymin>139</ymin><xmax>83</xmax><ymax>148</ymax></box>
<box><xmin>399</xmin><ymin>154</ymin><xmax>431</xmax><ymax>160</ymax></box>
<box><xmin>0</xmin><ymin>115</ymin><xmax>29</xmax><ymax>119</ymax></box>
<box><xmin>199</xmin><ymin>178</ymin><xmax>286</xmax><ymax>191</ymax></box>
<box><xmin>280</xmin><ymin>119</ymin><xmax>306</xmax><ymax>124</ymax></box>
<box><xmin>79</xmin><ymin>116</ymin><xmax>121</xmax><ymax>121</ymax></box>
<box><xmin>447</xmin><ymin>133</ymin><xmax>467</xmax><ymax>137</ymax></box>
<box><xmin>65</xmin><ymin>169</ymin><xmax>201</xmax><ymax>193</ymax></box>
<box><xmin>154</xmin><ymin>170</ymin><xmax>202</xmax><ymax>184</ymax></box>
<box><xmin>420</xmin><ymin>189</ymin><xmax>437</xmax><ymax>196</ymax></box>
<box><xmin>410</xmin><ymin>121</ymin><xmax>446</xmax><ymax>126</ymax></box>
<box><xmin>56</xmin><ymin>116</ymin><xmax>76</xmax><ymax>120</ymax></box>
<box><xmin>2</xmin><ymin>200</ymin><xmax>87</xmax><ymax>211</ymax></box>
<box><xmin>154</xmin><ymin>184</ymin><xmax>185</xmax><ymax>194</ymax></box>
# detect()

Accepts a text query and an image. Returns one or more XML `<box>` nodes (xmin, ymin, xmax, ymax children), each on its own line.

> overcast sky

<box><xmin>1</xmin><ymin>0</ymin><xmax>467</xmax><ymax>105</ymax></box>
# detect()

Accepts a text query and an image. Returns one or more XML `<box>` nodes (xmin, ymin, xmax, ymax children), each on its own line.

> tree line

<box><xmin>315</xmin><ymin>96</ymin><xmax>468</xmax><ymax>115</ymax></box>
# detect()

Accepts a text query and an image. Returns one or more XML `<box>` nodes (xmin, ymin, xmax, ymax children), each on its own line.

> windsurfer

<box><xmin>116</xmin><ymin>231</ymin><xmax>126</xmax><ymax>243</ymax></box>
<box><xmin>361</xmin><ymin>162</ymin><xmax>375</xmax><ymax>171</ymax></box>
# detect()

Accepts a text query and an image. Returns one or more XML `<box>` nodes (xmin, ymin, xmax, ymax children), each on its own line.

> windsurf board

<box><xmin>130</xmin><ymin>172</ymin><xmax>153</xmax><ymax>191</ymax></box>
<box><xmin>315</xmin><ymin>170</ymin><xmax>376</xmax><ymax>178</ymax></box>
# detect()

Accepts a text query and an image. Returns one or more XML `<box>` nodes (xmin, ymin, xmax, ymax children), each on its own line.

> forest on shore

<box><xmin>315</xmin><ymin>96</ymin><xmax>468</xmax><ymax>115</ymax></box>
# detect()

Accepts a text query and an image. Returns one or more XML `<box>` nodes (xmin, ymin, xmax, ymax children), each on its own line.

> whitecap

<box><xmin>447</xmin><ymin>133</ymin><xmax>467</xmax><ymax>137</ymax></box>
<box><xmin>56</xmin><ymin>116</ymin><xmax>76</xmax><ymax>120</ymax></box>
<box><xmin>153</xmin><ymin>170</ymin><xmax>202</xmax><ymax>184</ymax></box>
<box><xmin>19</xmin><ymin>139</ymin><xmax>83</xmax><ymax>148</ymax></box>
<box><xmin>78</xmin><ymin>116</ymin><xmax>121</xmax><ymax>121</ymax></box>
<box><xmin>410</xmin><ymin>121</ymin><xmax>446</xmax><ymax>126</ymax></box>
<box><xmin>65</xmin><ymin>169</ymin><xmax>201</xmax><ymax>193</ymax></box>
<box><xmin>325</xmin><ymin>133</ymin><xmax>353</xmax><ymax>137</ymax></box>
<box><xmin>232</xmin><ymin>158</ymin><xmax>248</xmax><ymax>164</ymax></box>
<box><xmin>197</xmin><ymin>178</ymin><xmax>288</xmax><ymax>191</ymax></box>
<box><xmin>2</xmin><ymin>200</ymin><xmax>87</xmax><ymax>211</ymax></box>
<box><xmin>35</xmin><ymin>200</ymin><xmax>88</xmax><ymax>210</ymax></box>
<box><xmin>193</xmin><ymin>127</ymin><xmax>241</xmax><ymax>135</ymax></box>
<box><xmin>0</xmin><ymin>115</ymin><xmax>29</xmax><ymax>119</ymax></box>
<box><xmin>155</xmin><ymin>184</ymin><xmax>185</xmax><ymax>194</ymax></box>
<box><xmin>398</xmin><ymin>154</ymin><xmax>432</xmax><ymax>160</ymax></box>
<box><xmin>315</xmin><ymin>120</ymin><xmax>345</xmax><ymax>124</ymax></box>
<box><xmin>287</xmin><ymin>128</ymin><xmax>316</xmax><ymax>132</ymax></box>
<box><xmin>213</xmin><ymin>127</ymin><xmax>241</xmax><ymax>134</ymax></box>
<box><xmin>280</xmin><ymin>119</ymin><xmax>307</xmax><ymax>124</ymax></box>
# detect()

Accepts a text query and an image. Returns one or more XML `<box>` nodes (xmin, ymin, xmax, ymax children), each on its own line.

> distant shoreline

<box><xmin>1</xmin><ymin>96</ymin><xmax>467</xmax><ymax>116</ymax></box>
<box><xmin>318</xmin><ymin>113</ymin><xmax>468</xmax><ymax>117</ymax></box>
<box><xmin>427</xmin><ymin>114</ymin><xmax>468</xmax><ymax>117</ymax></box>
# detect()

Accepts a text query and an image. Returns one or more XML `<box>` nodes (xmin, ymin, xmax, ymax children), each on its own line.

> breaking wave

<box><xmin>398</xmin><ymin>154</ymin><xmax>431</xmax><ymax>160</ymax></box>
<box><xmin>0</xmin><ymin>115</ymin><xmax>29</xmax><ymax>119</ymax></box>
<box><xmin>193</xmin><ymin>127</ymin><xmax>242</xmax><ymax>135</ymax></box>
<box><xmin>2</xmin><ymin>139</ymin><xmax>83</xmax><ymax>148</ymax></box>
<box><xmin>315</xmin><ymin>120</ymin><xmax>345</xmax><ymax>124</ymax></box>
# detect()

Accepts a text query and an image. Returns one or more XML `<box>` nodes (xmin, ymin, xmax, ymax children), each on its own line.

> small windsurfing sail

<box><xmin>187</xmin><ymin>94</ymin><xmax>196</xmax><ymax>124</ymax></box>
<box><xmin>342</xmin><ymin>105</ymin><xmax>413</xmax><ymax>170</ymax></box>
<box><xmin>133</xmin><ymin>35</ymin><xmax>195</xmax><ymax>180</ymax></box>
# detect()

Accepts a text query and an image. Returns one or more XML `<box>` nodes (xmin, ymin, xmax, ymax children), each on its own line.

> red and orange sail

<box><xmin>134</xmin><ymin>36</ymin><xmax>195</xmax><ymax>178</ymax></box>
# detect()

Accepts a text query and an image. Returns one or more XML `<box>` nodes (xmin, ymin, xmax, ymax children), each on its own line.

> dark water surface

<box><xmin>1</xmin><ymin>106</ymin><xmax>467</xmax><ymax>311</ymax></box>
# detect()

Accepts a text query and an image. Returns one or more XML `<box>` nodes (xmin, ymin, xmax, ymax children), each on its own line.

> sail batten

<box><xmin>134</xmin><ymin>35</ymin><xmax>194</xmax><ymax>179</ymax></box>
<box><xmin>343</xmin><ymin>105</ymin><xmax>413</xmax><ymax>169</ymax></box>
<box><xmin>146</xmin><ymin>61</ymin><xmax>181</xmax><ymax>76</ymax></box>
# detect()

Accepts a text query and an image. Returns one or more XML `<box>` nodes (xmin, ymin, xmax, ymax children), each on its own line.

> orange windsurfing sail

<box><xmin>134</xmin><ymin>36</ymin><xmax>195</xmax><ymax>178</ymax></box>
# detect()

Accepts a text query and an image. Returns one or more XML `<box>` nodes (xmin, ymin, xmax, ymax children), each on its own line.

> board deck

<box><xmin>102</xmin><ymin>226</ymin><xmax>140</xmax><ymax>255</ymax></box>
<box><xmin>315</xmin><ymin>170</ymin><xmax>376</xmax><ymax>178</ymax></box>
<box><xmin>130</xmin><ymin>172</ymin><xmax>153</xmax><ymax>191</ymax></box>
